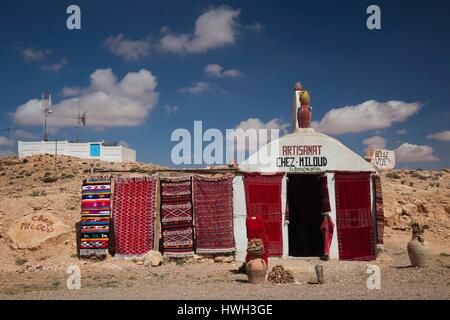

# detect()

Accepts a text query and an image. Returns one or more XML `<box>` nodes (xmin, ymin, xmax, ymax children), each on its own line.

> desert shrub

<box><xmin>42</xmin><ymin>176</ymin><xmax>58</xmax><ymax>183</ymax></box>
<box><xmin>385</xmin><ymin>172</ymin><xmax>401</xmax><ymax>179</ymax></box>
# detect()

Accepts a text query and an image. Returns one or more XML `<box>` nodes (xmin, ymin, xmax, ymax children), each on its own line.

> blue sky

<box><xmin>0</xmin><ymin>0</ymin><xmax>449</xmax><ymax>168</ymax></box>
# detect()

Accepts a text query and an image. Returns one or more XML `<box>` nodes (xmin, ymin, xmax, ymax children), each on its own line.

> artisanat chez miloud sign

<box><xmin>276</xmin><ymin>145</ymin><xmax>328</xmax><ymax>173</ymax></box>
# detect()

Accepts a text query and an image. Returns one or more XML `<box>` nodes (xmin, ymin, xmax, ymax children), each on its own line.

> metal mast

<box><xmin>42</xmin><ymin>92</ymin><xmax>52</xmax><ymax>141</ymax></box>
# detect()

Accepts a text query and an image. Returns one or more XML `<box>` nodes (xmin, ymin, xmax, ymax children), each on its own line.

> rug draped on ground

<box><xmin>244</xmin><ymin>173</ymin><xmax>283</xmax><ymax>257</ymax></box>
<box><xmin>193</xmin><ymin>175</ymin><xmax>234</xmax><ymax>254</ymax></box>
<box><xmin>112</xmin><ymin>176</ymin><xmax>157</xmax><ymax>259</ymax></box>
<box><xmin>79</xmin><ymin>177</ymin><xmax>111</xmax><ymax>257</ymax></box>
<box><xmin>160</xmin><ymin>177</ymin><xmax>194</xmax><ymax>257</ymax></box>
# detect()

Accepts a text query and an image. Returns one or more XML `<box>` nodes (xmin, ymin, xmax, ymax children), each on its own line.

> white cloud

<box><xmin>394</xmin><ymin>143</ymin><xmax>439</xmax><ymax>162</ymax></box>
<box><xmin>313</xmin><ymin>100</ymin><xmax>422</xmax><ymax>135</ymax></box>
<box><xmin>0</xmin><ymin>136</ymin><xmax>11</xmax><ymax>146</ymax></box>
<box><xmin>204</xmin><ymin>64</ymin><xmax>242</xmax><ymax>78</ymax></box>
<box><xmin>164</xmin><ymin>105</ymin><xmax>179</xmax><ymax>115</ymax></box>
<box><xmin>61</xmin><ymin>86</ymin><xmax>83</xmax><ymax>97</ymax></box>
<box><xmin>159</xmin><ymin>6</ymin><xmax>240</xmax><ymax>53</ymax></box>
<box><xmin>362</xmin><ymin>136</ymin><xmax>386</xmax><ymax>149</ymax></box>
<box><xmin>227</xmin><ymin>118</ymin><xmax>289</xmax><ymax>152</ymax></box>
<box><xmin>427</xmin><ymin>130</ymin><xmax>450</xmax><ymax>141</ymax></box>
<box><xmin>396</xmin><ymin>129</ymin><xmax>407</xmax><ymax>135</ymax></box>
<box><xmin>178</xmin><ymin>81</ymin><xmax>217</xmax><ymax>94</ymax></box>
<box><xmin>12</xmin><ymin>68</ymin><xmax>159</xmax><ymax>128</ymax></box>
<box><xmin>40</xmin><ymin>58</ymin><xmax>68</xmax><ymax>73</ymax></box>
<box><xmin>104</xmin><ymin>34</ymin><xmax>151</xmax><ymax>61</ymax></box>
<box><xmin>14</xmin><ymin>130</ymin><xmax>38</xmax><ymax>140</ymax></box>
<box><xmin>19</xmin><ymin>47</ymin><xmax>50</xmax><ymax>62</ymax></box>
<box><xmin>244</xmin><ymin>22</ymin><xmax>265</xmax><ymax>33</ymax></box>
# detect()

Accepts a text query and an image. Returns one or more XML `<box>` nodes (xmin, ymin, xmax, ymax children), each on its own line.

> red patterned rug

<box><xmin>160</xmin><ymin>177</ymin><xmax>194</xmax><ymax>257</ymax></box>
<box><xmin>193</xmin><ymin>175</ymin><xmax>234</xmax><ymax>254</ymax></box>
<box><xmin>112</xmin><ymin>176</ymin><xmax>157</xmax><ymax>259</ymax></box>
<box><xmin>335</xmin><ymin>173</ymin><xmax>375</xmax><ymax>261</ymax></box>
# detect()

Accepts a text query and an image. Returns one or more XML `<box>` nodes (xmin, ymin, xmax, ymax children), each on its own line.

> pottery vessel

<box><xmin>407</xmin><ymin>237</ymin><xmax>430</xmax><ymax>267</ymax></box>
<box><xmin>246</xmin><ymin>258</ymin><xmax>267</xmax><ymax>284</ymax></box>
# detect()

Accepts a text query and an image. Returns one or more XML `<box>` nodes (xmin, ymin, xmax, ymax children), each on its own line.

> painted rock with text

<box><xmin>7</xmin><ymin>213</ymin><xmax>70</xmax><ymax>249</ymax></box>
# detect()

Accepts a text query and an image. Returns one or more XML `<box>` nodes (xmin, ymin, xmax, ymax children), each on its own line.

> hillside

<box><xmin>0</xmin><ymin>154</ymin><xmax>449</xmax><ymax>270</ymax></box>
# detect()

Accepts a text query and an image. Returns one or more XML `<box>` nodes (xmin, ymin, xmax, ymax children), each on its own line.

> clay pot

<box><xmin>298</xmin><ymin>105</ymin><xmax>311</xmax><ymax>128</ymax></box>
<box><xmin>407</xmin><ymin>238</ymin><xmax>430</xmax><ymax>267</ymax></box>
<box><xmin>246</xmin><ymin>258</ymin><xmax>267</xmax><ymax>284</ymax></box>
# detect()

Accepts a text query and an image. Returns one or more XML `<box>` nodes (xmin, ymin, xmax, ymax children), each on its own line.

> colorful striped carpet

<box><xmin>79</xmin><ymin>176</ymin><xmax>111</xmax><ymax>258</ymax></box>
<box><xmin>112</xmin><ymin>176</ymin><xmax>157</xmax><ymax>259</ymax></box>
<box><xmin>160</xmin><ymin>177</ymin><xmax>194</xmax><ymax>258</ymax></box>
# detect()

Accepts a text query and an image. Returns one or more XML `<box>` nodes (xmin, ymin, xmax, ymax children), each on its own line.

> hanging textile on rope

<box><xmin>112</xmin><ymin>176</ymin><xmax>157</xmax><ymax>259</ymax></box>
<box><xmin>79</xmin><ymin>176</ymin><xmax>111</xmax><ymax>258</ymax></box>
<box><xmin>246</xmin><ymin>215</ymin><xmax>269</xmax><ymax>264</ymax></box>
<box><xmin>244</xmin><ymin>173</ymin><xmax>284</xmax><ymax>257</ymax></box>
<box><xmin>160</xmin><ymin>177</ymin><xmax>194</xmax><ymax>258</ymax></box>
<box><xmin>320</xmin><ymin>175</ymin><xmax>334</xmax><ymax>259</ymax></box>
<box><xmin>193</xmin><ymin>175</ymin><xmax>235</xmax><ymax>254</ymax></box>
<box><xmin>320</xmin><ymin>215</ymin><xmax>335</xmax><ymax>258</ymax></box>
<box><xmin>335</xmin><ymin>172</ymin><xmax>375</xmax><ymax>261</ymax></box>
<box><xmin>373</xmin><ymin>175</ymin><xmax>385</xmax><ymax>245</ymax></box>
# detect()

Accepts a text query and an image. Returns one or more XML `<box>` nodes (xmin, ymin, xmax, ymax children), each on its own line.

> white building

<box><xmin>18</xmin><ymin>140</ymin><xmax>136</xmax><ymax>163</ymax></box>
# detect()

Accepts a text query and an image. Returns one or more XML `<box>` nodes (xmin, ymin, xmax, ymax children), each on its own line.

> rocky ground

<box><xmin>0</xmin><ymin>155</ymin><xmax>449</xmax><ymax>300</ymax></box>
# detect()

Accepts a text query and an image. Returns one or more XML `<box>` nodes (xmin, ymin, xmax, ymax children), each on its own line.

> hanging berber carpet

<box><xmin>79</xmin><ymin>176</ymin><xmax>111</xmax><ymax>258</ymax></box>
<box><xmin>160</xmin><ymin>177</ymin><xmax>194</xmax><ymax>257</ymax></box>
<box><xmin>193</xmin><ymin>175</ymin><xmax>234</xmax><ymax>254</ymax></box>
<box><xmin>112</xmin><ymin>176</ymin><xmax>157</xmax><ymax>259</ymax></box>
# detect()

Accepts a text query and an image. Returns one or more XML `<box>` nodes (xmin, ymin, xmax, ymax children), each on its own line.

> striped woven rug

<box><xmin>160</xmin><ymin>177</ymin><xmax>194</xmax><ymax>258</ymax></box>
<box><xmin>79</xmin><ymin>176</ymin><xmax>111</xmax><ymax>258</ymax></box>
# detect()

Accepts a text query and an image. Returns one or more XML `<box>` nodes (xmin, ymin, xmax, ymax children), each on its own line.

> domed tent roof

<box><xmin>239</xmin><ymin>128</ymin><xmax>376</xmax><ymax>173</ymax></box>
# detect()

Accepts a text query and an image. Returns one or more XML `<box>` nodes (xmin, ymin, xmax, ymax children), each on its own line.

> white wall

<box><xmin>232</xmin><ymin>176</ymin><xmax>247</xmax><ymax>262</ymax></box>
<box><xmin>326</xmin><ymin>172</ymin><xmax>339</xmax><ymax>259</ymax></box>
<box><xmin>18</xmin><ymin>141</ymin><xmax>136</xmax><ymax>163</ymax></box>
<box><xmin>281</xmin><ymin>175</ymin><xmax>289</xmax><ymax>258</ymax></box>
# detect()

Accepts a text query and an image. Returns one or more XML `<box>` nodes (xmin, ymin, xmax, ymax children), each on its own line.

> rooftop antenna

<box><xmin>76</xmin><ymin>98</ymin><xmax>86</xmax><ymax>143</ymax></box>
<box><xmin>42</xmin><ymin>92</ymin><xmax>52</xmax><ymax>141</ymax></box>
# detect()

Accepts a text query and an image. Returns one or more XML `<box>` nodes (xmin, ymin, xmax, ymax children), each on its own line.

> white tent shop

<box><xmin>232</xmin><ymin>84</ymin><xmax>383</xmax><ymax>262</ymax></box>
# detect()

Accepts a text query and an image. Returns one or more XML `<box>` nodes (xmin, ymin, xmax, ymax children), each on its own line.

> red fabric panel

<box><xmin>244</xmin><ymin>173</ymin><xmax>283</xmax><ymax>257</ymax></box>
<box><xmin>320</xmin><ymin>175</ymin><xmax>331</xmax><ymax>213</ymax></box>
<box><xmin>245</xmin><ymin>216</ymin><xmax>269</xmax><ymax>264</ymax></box>
<box><xmin>320</xmin><ymin>215</ymin><xmax>334</xmax><ymax>256</ymax></box>
<box><xmin>335</xmin><ymin>173</ymin><xmax>375</xmax><ymax>261</ymax></box>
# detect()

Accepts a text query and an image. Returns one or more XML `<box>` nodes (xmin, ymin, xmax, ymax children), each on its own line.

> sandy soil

<box><xmin>0</xmin><ymin>232</ymin><xmax>448</xmax><ymax>300</ymax></box>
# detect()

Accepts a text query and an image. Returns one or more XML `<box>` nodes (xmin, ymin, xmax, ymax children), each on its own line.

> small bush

<box><xmin>42</xmin><ymin>176</ymin><xmax>58</xmax><ymax>183</ymax></box>
<box><xmin>385</xmin><ymin>172</ymin><xmax>401</xmax><ymax>179</ymax></box>
<box><xmin>15</xmin><ymin>258</ymin><xmax>28</xmax><ymax>266</ymax></box>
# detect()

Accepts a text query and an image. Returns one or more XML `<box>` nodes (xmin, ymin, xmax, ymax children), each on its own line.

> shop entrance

<box><xmin>288</xmin><ymin>174</ymin><xmax>324</xmax><ymax>257</ymax></box>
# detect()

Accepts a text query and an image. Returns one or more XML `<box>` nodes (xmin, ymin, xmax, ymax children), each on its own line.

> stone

<box><xmin>401</xmin><ymin>204</ymin><xmax>417</xmax><ymax>216</ymax></box>
<box><xmin>7</xmin><ymin>213</ymin><xmax>70</xmax><ymax>249</ymax></box>
<box><xmin>143</xmin><ymin>250</ymin><xmax>163</xmax><ymax>267</ymax></box>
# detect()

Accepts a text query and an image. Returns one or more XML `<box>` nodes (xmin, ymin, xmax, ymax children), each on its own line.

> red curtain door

<box><xmin>244</xmin><ymin>173</ymin><xmax>283</xmax><ymax>256</ymax></box>
<box><xmin>335</xmin><ymin>173</ymin><xmax>375</xmax><ymax>261</ymax></box>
